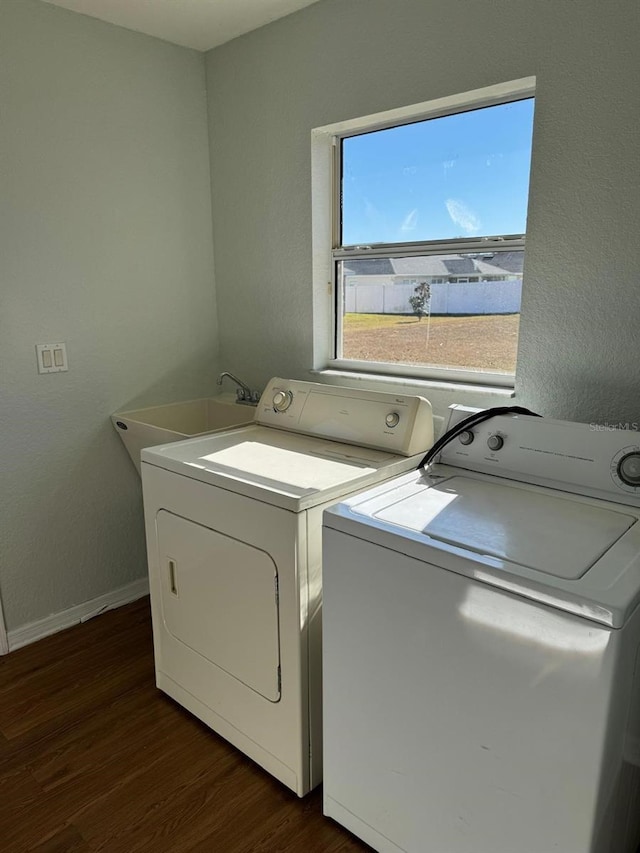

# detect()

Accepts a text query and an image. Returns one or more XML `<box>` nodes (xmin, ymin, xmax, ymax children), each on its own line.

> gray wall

<box><xmin>2</xmin><ymin>0</ymin><xmax>639</xmax><ymax>636</ymax></box>
<box><xmin>205</xmin><ymin>0</ymin><xmax>640</xmax><ymax>423</ymax></box>
<box><xmin>0</xmin><ymin>0</ymin><xmax>218</xmax><ymax>631</ymax></box>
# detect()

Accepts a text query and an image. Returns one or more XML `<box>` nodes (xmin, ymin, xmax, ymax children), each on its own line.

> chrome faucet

<box><xmin>217</xmin><ymin>372</ymin><xmax>261</xmax><ymax>405</ymax></box>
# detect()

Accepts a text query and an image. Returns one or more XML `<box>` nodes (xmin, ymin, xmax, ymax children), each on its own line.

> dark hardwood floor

<box><xmin>0</xmin><ymin>598</ymin><xmax>370</xmax><ymax>852</ymax></box>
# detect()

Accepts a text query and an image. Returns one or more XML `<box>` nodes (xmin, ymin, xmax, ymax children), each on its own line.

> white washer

<box><xmin>322</xmin><ymin>407</ymin><xmax>640</xmax><ymax>853</ymax></box>
<box><xmin>141</xmin><ymin>378</ymin><xmax>433</xmax><ymax>797</ymax></box>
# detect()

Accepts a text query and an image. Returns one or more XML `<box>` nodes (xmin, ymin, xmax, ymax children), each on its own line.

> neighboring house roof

<box><xmin>345</xmin><ymin>252</ymin><xmax>523</xmax><ymax>278</ymax></box>
<box><xmin>480</xmin><ymin>251</ymin><xmax>524</xmax><ymax>274</ymax></box>
<box><xmin>342</xmin><ymin>258</ymin><xmax>395</xmax><ymax>276</ymax></box>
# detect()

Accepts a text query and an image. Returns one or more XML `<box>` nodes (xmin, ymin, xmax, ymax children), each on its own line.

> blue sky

<box><xmin>341</xmin><ymin>98</ymin><xmax>535</xmax><ymax>246</ymax></box>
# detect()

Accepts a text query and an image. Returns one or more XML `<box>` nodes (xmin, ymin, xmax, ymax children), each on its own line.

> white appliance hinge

<box><xmin>277</xmin><ymin>665</ymin><xmax>282</xmax><ymax>694</ymax></box>
<box><xmin>274</xmin><ymin>574</ymin><xmax>279</xmax><ymax>605</ymax></box>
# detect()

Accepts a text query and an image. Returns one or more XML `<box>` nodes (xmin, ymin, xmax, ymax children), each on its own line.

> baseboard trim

<box><xmin>0</xmin><ymin>598</ymin><xmax>7</xmax><ymax>656</ymax></box>
<box><xmin>7</xmin><ymin>577</ymin><xmax>150</xmax><ymax>652</ymax></box>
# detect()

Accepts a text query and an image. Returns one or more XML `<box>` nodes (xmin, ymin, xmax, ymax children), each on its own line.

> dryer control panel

<box><xmin>256</xmin><ymin>378</ymin><xmax>434</xmax><ymax>457</ymax></box>
<box><xmin>438</xmin><ymin>405</ymin><xmax>640</xmax><ymax>507</ymax></box>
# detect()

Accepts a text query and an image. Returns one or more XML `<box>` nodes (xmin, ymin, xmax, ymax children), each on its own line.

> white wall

<box><xmin>205</xmin><ymin>0</ymin><xmax>640</xmax><ymax>422</ymax></box>
<box><xmin>0</xmin><ymin>0</ymin><xmax>218</xmax><ymax>631</ymax></box>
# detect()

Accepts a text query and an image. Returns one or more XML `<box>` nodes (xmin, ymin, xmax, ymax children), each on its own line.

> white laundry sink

<box><xmin>112</xmin><ymin>397</ymin><xmax>254</xmax><ymax>475</ymax></box>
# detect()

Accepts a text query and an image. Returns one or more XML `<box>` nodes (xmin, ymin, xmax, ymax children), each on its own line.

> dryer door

<box><xmin>156</xmin><ymin>510</ymin><xmax>281</xmax><ymax>702</ymax></box>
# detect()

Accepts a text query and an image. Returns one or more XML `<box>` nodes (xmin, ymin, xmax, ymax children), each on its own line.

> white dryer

<box><xmin>323</xmin><ymin>407</ymin><xmax>640</xmax><ymax>853</ymax></box>
<box><xmin>141</xmin><ymin>378</ymin><xmax>433</xmax><ymax>797</ymax></box>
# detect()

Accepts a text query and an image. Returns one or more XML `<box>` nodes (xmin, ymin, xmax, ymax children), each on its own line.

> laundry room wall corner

<box><xmin>0</xmin><ymin>0</ymin><xmax>219</xmax><ymax>637</ymax></box>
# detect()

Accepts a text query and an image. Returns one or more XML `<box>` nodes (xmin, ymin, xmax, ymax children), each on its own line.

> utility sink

<box><xmin>112</xmin><ymin>397</ymin><xmax>255</xmax><ymax>476</ymax></box>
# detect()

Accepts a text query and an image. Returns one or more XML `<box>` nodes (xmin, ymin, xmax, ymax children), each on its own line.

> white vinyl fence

<box><xmin>344</xmin><ymin>280</ymin><xmax>522</xmax><ymax>315</ymax></box>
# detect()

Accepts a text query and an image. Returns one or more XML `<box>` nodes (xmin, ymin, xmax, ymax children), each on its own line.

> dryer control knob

<box><xmin>618</xmin><ymin>452</ymin><xmax>640</xmax><ymax>487</ymax></box>
<box><xmin>458</xmin><ymin>430</ymin><xmax>474</xmax><ymax>446</ymax></box>
<box><xmin>272</xmin><ymin>389</ymin><xmax>293</xmax><ymax>412</ymax></box>
<box><xmin>487</xmin><ymin>434</ymin><xmax>504</xmax><ymax>452</ymax></box>
<box><xmin>385</xmin><ymin>412</ymin><xmax>400</xmax><ymax>428</ymax></box>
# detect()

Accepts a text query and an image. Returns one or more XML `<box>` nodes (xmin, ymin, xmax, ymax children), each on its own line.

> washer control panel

<box><xmin>439</xmin><ymin>404</ymin><xmax>640</xmax><ymax>506</ymax></box>
<box><xmin>256</xmin><ymin>377</ymin><xmax>434</xmax><ymax>457</ymax></box>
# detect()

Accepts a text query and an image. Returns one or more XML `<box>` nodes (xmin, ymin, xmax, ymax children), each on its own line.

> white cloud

<box><xmin>445</xmin><ymin>198</ymin><xmax>481</xmax><ymax>234</ymax></box>
<box><xmin>485</xmin><ymin>153</ymin><xmax>504</xmax><ymax>168</ymax></box>
<box><xmin>400</xmin><ymin>208</ymin><xmax>418</xmax><ymax>232</ymax></box>
<box><xmin>365</xmin><ymin>199</ymin><xmax>379</xmax><ymax>219</ymax></box>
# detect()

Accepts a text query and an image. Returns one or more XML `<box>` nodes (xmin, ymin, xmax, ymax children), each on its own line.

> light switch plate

<box><xmin>36</xmin><ymin>343</ymin><xmax>68</xmax><ymax>374</ymax></box>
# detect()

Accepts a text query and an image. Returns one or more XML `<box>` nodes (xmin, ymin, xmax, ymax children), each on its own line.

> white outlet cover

<box><xmin>36</xmin><ymin>343</ymin><xmax>68</xmax><ymax>374</ymax></box>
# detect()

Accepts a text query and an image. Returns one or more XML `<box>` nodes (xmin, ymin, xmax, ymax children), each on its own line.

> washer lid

<box><xmin>324</xmin><ymin>469</ymin><xmax>640</xmax><ymax>627</ymax></box>
<box><xmin>376</xmin><ymin>476</ymin><xmax>634</xmax><ymax>579</ymax></box>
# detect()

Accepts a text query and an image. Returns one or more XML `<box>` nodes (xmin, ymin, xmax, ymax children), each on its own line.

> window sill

<box><xmin>309</xmin><ymin>368</ymin><xmax>516</xmax><ymax>399</ymax></box>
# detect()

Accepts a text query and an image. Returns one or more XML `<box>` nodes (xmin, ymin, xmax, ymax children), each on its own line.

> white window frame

<box><xmin>311</xmin><ymin>77</ymin><xmax>535</xmax><ymax>389</ymax></box>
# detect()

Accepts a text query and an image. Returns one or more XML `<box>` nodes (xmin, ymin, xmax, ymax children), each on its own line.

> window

<box><xmin>323</xmin><ymin>79</ymin><xmax>535</xmax><ymax>387</ymax></box>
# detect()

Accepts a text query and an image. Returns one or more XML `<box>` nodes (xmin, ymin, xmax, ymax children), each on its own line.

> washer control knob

<box><xmin>458</xmin><ymin>430</ymin><xmax>474</xmax><ymax>446</ymax></box>
<box><xmin>618</xmin><ymin>452</ymin><xmax>640</xmax><ymax>487</ymax></box>
<box><xmin>487</xmin><ymin>434</ymin><xmax>504</xmax><ymax>452</ymax></box>
<box><xmin>272</xmin><ymin>389</ymin><xmax>293</xmax><ymax>412</ymax></box>
<box><xmin>385</xmin><ymin>412</ymin><xmax>400</xmax><ymax>428</ymax></box>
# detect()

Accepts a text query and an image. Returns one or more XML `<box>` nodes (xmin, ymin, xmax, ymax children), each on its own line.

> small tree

<box><xmin>408</xmin><ymin>281</ymin><xmax>431</xmax><ymax>321</ymax></box>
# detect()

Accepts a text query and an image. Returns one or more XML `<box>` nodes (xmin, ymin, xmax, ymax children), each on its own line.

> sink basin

<box><xmin>112</xmin><ymin>397</ymin><xmax>255</xmax><ymax>475</ymax></box>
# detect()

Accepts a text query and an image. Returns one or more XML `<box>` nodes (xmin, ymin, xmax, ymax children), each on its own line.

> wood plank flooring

<box><xmin>0</xmin><ymin>598</ymin><xmax>370</xmax><ymax>852</ymax></box>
